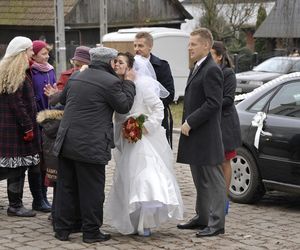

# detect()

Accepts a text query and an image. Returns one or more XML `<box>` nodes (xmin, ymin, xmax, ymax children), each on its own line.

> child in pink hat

<box><xmin>29</xmin><ymin>40</ymin><xmax>56</xmax><ymax>213</ymax></box>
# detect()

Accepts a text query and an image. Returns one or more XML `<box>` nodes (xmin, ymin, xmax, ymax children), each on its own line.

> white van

<box><xmin>102</xmin><ymin>27</ymin><xmax>190</xmax><ymax>101</ymax></box>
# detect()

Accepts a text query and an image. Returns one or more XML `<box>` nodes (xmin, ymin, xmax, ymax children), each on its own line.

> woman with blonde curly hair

<box><xmin>0</xmin><ymin>36</ymin><xmax>41</xmax><ymax>217</ymax></box>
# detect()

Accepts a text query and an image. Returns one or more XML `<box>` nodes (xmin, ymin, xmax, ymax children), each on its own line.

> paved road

<box><xmin>0</xmin><ymin>133</ymin><xmax>300</xmax><ymax>249</ymax></box>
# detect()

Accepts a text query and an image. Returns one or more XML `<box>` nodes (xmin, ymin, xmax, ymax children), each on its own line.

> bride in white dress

<box><xmin>105</xmin><ymin>53</ymin><xmax>183</xmax><ymax>236</ymax></box>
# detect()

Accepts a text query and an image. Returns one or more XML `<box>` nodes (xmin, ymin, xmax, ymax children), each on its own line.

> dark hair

<box><xmin>212</xmin><ymin>41</ymin><xmax>234</xmax><ymax>69</ymax></box>
<box><xmin>117</xmin><ymin>52</ymin><xmax>135</xmax><ymax>68</ymax></box>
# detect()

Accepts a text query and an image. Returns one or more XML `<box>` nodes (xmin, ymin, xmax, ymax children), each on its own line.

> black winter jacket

<box><xmin>53</xmin><ymin>62</ymin><xmax>136</xmax><ymax>164</ymax></box>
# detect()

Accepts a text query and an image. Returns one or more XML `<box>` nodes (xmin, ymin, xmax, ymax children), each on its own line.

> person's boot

<box><xmin>28</xmin><ymin>171</ymin><xmax>51</xmax><ymax>212</ymax></box>
<box><xmin>7</xmin><ymin>174</ymin><xmax>36</xmax><ymax>217</ymax></box>
<box><xmin>41</xmin><ymin>183</ymin><xmax>51</xmax><ymax>207</ymax></box>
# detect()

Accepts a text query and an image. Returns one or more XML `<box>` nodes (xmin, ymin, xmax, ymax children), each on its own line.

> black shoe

<box><xmin>32</xmin><ymin>199</ymin><xmax>51</xmax><ymax>213</ymax></box>
<box><xmin>55</xmin><ymin>231</ymin><xmax>70</xmax><ymax>241</ymax></box>
<box><xmin>43</xmin><ymin>198</ymin><xmax>52</xmax><ymax>207</ymax></box>
<box><xmin>7</xmin><ymin>206</ymin><xmax>36</xmax><ymax>217</ymax></box>
<box><xmin>70</xmin><ymin>227</ymin><xmax>82</xmax><ymax>234</ymax></box>
<box><xmin>48</xmin><ymin>213</ymin><xmax>52</xmax><ymax>221</ymax></box>
<box><xmin>83</xmin><ymin>231</ymin><xmax>111</xmax><ymax>243</ymax></box>
<box><xmin>177</xmin><ymin>215</ymin><xmax>206</xmax><ymax>230</ymax></box>
<box><xmin>196</xmin><ymin>227</ymin><xmax>225</xmax><ymax>237</ymax></box>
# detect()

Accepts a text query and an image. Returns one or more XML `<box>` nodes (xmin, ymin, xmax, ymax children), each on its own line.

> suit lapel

<box><xmin>186</xmin><ymin>61</ymin><xmax>203</xmax><ymax>86</ymax></box>
<box><xmin>186</xmin><ymin>53</ymin><xmax>212</xmax><ymax>87</ymax></box>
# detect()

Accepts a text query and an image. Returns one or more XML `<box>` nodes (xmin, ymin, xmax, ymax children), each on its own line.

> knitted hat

<box><xmin>32</xmin><ymin>40</ymin><xmax>48</xmax><ymax>55</ymax></box>
<box><xmin>72</xmin><ymin>46</ymin><xmax>91</xmax><ymax>64</ymax></box>
<box><xmin>4</xmin><ymin>36</ymin><xmax>32</xmax><ymax>58</ymax></box>
<box><xmin>89</xmin><ymin>47</ymin><xmax>118</xmax><ymax>64</ymax></box>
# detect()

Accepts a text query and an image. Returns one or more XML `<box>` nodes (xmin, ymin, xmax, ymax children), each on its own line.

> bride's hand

<box><xmin>124</xmin><ymin>68</ymin><xmax>135</xmax><ymax>82</ymax></box>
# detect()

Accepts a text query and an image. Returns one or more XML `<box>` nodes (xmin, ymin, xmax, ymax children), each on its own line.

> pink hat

<box><xmin>32</xmin><ymin>40</ymin><xmax>48</xmax><ymax>55</ymax></box>
<box><xmin>72</xmin><ymin>46</ymin><xmax>91</xmax><ymax>64</ymax></box>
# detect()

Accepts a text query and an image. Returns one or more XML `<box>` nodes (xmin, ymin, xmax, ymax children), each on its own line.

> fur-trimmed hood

<box><xmin>36</xmin><ymin>109</ymin><xmax>64</xmax><ymax>124</ymax></box>
<box><xmin>37</xmin><ymin>109</ymin><xmax>64</xmax><ymax>139</ymax></box>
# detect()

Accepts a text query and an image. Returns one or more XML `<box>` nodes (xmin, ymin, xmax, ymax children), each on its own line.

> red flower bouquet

<box><xmin>122</xmin><ymin>114</ymin><xmax>147</xmax><ymax>143</ymax></box>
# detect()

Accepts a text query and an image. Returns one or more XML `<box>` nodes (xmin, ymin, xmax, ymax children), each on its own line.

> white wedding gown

<box><xmin>105</xmin><ymin>71</ymin><xmax>183</xmax><ymax>235</ymax></box>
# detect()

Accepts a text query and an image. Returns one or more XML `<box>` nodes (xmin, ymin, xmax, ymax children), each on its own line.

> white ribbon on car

<box><xmin>251</xmin><ymin>112</ymin><xmax>267</xmax><ymax>149</ymax></box>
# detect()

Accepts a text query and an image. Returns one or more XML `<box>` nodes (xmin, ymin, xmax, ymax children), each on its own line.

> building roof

<box><xmin>0</xmin><ymin>0</ymin><xmax>77</xmax><ymax>26</ymax></box>
<box><xmin>181</xmin><ymin>0</ymin><xmax>273</xmax><ymax>3</ymax></box>
<box><xmin>0</xmin><ymin>0</ymin><xmax>192</xmax><ymax>28</ymax></box>
<box><xmin>254</xmin><ymin>0</ymin><xmax>300</xmax><ymax>38</ymax></box>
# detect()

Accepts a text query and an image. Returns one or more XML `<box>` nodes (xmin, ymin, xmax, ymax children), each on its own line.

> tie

<box><xmin>192</xmin><ymin>64</ymin><xmax>198</xmax><ymax>75</ymax></box>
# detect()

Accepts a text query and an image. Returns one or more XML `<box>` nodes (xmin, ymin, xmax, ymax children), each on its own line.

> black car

<box><xmin>230</xmin><ymin>73</ymin><xmax>300</xmax><ymax>203</ymax></box>
<box><xmin>235</xmin><ymin>56</ymin><xmax>300</xmax><ymax>94</ymax></box>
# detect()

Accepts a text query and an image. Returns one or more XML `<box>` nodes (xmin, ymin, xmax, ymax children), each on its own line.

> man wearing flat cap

<box><xmin>53</xmin><ymin>47</ymin><xmax>136</xmax><ymax>243</ymax></box>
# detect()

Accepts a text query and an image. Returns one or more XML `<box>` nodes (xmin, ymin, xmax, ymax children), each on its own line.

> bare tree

<box><xmin>197</xmin><ymin>0</ymin><xmax>259</xmax><ymax>41</ymax></box>
<box><xmin>200</xmin><ymin>0</ymin><xmax>227</xmax><ymax>40</ymax></box>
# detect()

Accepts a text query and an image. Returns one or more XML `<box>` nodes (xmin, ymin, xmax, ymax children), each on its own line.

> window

<box><xmin>268</xmin><ymin>81</ymin><xmax>300</xmax><ymax>118</ymax></box>
<box><xmin>253</xmin><ymin>58</ymin><xmax>294</xmax><ymax>74</ymax></box>
<box><xmin>290</xmin><ymin>61</ymin><xmax>300</xmax><ymax>72</ymax></box>
<box><xmin>248</xmin><ymin>89</ymin><xmax>276</xmax><ymax>112</ymax></box>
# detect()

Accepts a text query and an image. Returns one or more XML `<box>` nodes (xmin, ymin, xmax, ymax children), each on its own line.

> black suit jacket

<box><xmin>150</xmin><ymin>53</ymin><xmax>174</xmax><ymax>146</ymax></box>
<box><xmin>150</xmin><ymin>53</ymin><xmax>174</xmax><ymax>106</ymax></box>
<box><xmin>177</xmin><ymin>53</ymin><xmax>224</xmax><ymax>166</ymax></box>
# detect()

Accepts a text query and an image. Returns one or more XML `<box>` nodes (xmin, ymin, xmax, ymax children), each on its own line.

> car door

<box><xmin>258</xmin><ymin>80</ymin><xmax>300</xmax><ymax>186</ymax></box>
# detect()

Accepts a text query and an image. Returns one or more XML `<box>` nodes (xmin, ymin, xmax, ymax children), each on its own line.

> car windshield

<box><xmin>253</xmin><ymin>58</ymin><xmax>294</xmax><ymax>74</ymax></box>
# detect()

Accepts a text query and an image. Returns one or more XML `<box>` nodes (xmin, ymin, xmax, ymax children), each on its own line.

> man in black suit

<box><xmin>134</xmin><ymin>32</ymin><xmax>174</xmax><ymax>147</ymax></box>
<box><xmin>177</xmin><ymin>28</ymin><xmax>226</xmax><ymax>237</ymax></box>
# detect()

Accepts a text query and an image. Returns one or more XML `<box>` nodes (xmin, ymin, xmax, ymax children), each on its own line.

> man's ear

<box><xmin>207</xmin><ymin>42</ymin><xmax>214</xmax><ymax>54</ymax></box>
<box><xmin>205</xmin><ymin>40</ymin><xmax>211</xmax><ymax>50</ymax></box>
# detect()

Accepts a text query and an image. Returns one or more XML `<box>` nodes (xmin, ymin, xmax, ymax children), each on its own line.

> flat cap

<box><xmin>89</xmin><ymin>46</ymin><xmax>118</xmax><ymax>64</ymax></box>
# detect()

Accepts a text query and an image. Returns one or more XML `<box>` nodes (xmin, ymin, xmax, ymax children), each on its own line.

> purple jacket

<box><xmin>31</xmin><ymin>68</ymin><xmax>56</xmax><ymax>112</ymax></box>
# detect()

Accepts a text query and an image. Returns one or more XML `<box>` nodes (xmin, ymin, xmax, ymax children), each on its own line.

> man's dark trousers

<box><xmin>55</xmin><ymin>156</ymin><xmax>105</xmax><ymax>238</ymax></box>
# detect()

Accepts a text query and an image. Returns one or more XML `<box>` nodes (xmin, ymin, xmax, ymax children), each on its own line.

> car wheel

<box><xmin>229</xmin><ymin>147</ymin><xmax>265</xmax><ymax>204</ymax></box>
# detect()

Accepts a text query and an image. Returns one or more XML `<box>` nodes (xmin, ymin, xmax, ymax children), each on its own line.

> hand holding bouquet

<box><xmin>122</xmin><ymin>114</ymin><xmax>147</xmax><ymax>143</ymax></box>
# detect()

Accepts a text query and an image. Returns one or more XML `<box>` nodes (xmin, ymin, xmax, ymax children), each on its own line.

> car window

<box><xmin>253</xmin><ymin>58</ymin><xmax>293</xmax><ymax>74</ymax></box>
<box><xmin>248</xmin><ymin>90</ymin><xmax>276</xmax><ymax>112</ymax></box>
<box><xmin>268</xmin><ymin>81</ymin><xmax>300</xmax><ymax>118</ymax></box>
<box><xmin>290</xmin><ymin>61</ymin><xmax>300</xmax><ymax>72</ymax></box>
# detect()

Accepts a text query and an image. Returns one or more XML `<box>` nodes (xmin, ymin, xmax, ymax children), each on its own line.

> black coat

<box><xmin>177</xmin><ymin>53</ymin><xmax>224</xmax><ymax>166</ymax></box>
<box><xmin>221</xmin><ymin>66</ymin><xmax>242</xmax><ymax>151</ymax></box>
<box><xmin>150</xmin><ymin>54</ymin><xmax>174</xmax><ymax>106</ymax></box>
<box><xmin>53</xmin><ymin>62</ymin><xmax>136</xmax><ymax>165</ymax></box>
<box><xmin>150</xmin><ymin>53</ymin><xmax>174</xmax><ymax>145</ymax></box>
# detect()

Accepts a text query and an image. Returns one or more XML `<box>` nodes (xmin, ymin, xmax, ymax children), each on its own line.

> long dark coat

<box><xmin>150</xmin><ymin>53</ymin><xmax>174</xmax><ymax>146</ymax></box>
<box><xmin>0</xmin><ymin>72</ymin><xmax>41</xmax><ymax>158</ymax></box>
<box><xmin>221</xmin><ymin>66</ymin><xmax>242</xmax><ymax>151</ymax></box>
<box><xmin>53</xmin><ymin>62</ymin><xmax>136</xmax><ymax>165</ymax></box>
<box><xmin>177</xmin><ymin>53</ymin><xmax>224</xmax><ymax>166</ymax></box>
